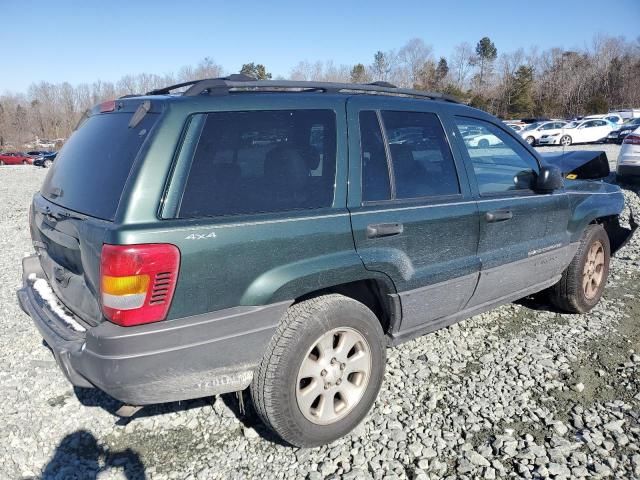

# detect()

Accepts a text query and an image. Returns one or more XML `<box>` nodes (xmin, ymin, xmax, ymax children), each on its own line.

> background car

<box><xmin>506</xmin><ymin>123</ymin><xmax>525</xmax><ymax>132</ymax></box>
<box><xmin>33</xmin><ymin>152</ymin><xmax>57</xmax><ymax>167</ymax></box>
<box><xmin>462</xmin><ymin>131</ymin><xmax>501</xmax><ymax>148</ymax></box>
<box><xmin>538</xmin><ymin>119</ymin><xmax>614</xmax><ymax>146</ymax></box>
<box><xmin>519</xmin><ymin>120</ymin><xmax>568</xmax><ymax>145</ymax></box>
<box><xmin>584</xmin><ymin>113</ymin><xmax>624</xmax><ymax>125</ymax></box>
<box><xmin>616</xmin><ymin>126</ymin><xmax>640</xmax><ymax>180</ymax></box>
<box><xmin>607</xmin><ymin>117</ymin><xmax>640</xmax><ymax>144</ymax></box>
<box><xmin>0</xmin><ymin>152</ymin><xmax>34</xmax><ymax>165</ymax></box>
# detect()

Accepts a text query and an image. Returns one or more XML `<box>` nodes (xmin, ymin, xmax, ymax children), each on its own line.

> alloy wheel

<box><xmin>583</xmin><ymin>240</ymin><xmax>605</xmax><ymax>299</ymax></box>
<box><xmin>296</xmin><ymin>327</ymin><xmax>371</xmax><ymax>425</ymax></box>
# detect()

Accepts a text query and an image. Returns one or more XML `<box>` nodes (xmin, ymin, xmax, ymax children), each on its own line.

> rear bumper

<box><xmin>18</xmin><ymin>255</ymin><xmax>287</xmax><ymax>405</ymax></box>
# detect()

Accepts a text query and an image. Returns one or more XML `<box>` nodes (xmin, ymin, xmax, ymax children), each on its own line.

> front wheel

<box><xmin>44</xmin><ymin>159</ymin><xmax>53</xmax><ymax>168</ymax></box>
<box><xmin>525</xmin><ymin>136</ymin><xmax>535</xmax><ymax>145</ymax></box>
<box><xmin>550</xmin><ymin>224</ymin><xmax>610</xmax><ymax>313</ymax></box>
<box><xmin>22</xmin><ymin>160</ymin><xmax>28</xmax><ymax>165</ymax></box>
<box><xmin>251</xmin><ymin>294</ymin><xmax>386</xmax><ymax>447</ymax></box>
<box><xmin>478</xmin><ymin>139</ymin><xmax>490</xmax><ymax>148</ymax></box>
<box><xmin>560</xmin><ymin>135</ymin><xmax>572</xmax><ymax>146</ymax></box>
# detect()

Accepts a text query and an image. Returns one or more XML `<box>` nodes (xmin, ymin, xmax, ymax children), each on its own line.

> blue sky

<box><xmin>2</xmin><ymin>0</ymin><xmax>638</xmax><ymax>93</ymax></box>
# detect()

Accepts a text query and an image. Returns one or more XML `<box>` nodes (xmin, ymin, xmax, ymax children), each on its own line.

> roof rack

<box><xmin>145</xmin><ymin>75</ymin><xmax>460</xmax><ymax>103</ymax></box>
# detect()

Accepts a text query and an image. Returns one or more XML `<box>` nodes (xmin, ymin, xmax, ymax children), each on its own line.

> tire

<box><xmin>44</xmin><ymin>159</ymin><xmax>53</xmax><ymax>168</ymax></box>
<box><xmin>22</xmin><ymin>160</ymin><xmax>28</xmax><ymax>165</ymax></box>
<box><xmin>525</xmin><ymin>136</ymin><xmax>535</xmax><ymax>146</ymax></box>
<box><xmin>550</xmin><ymin>224</ymin><xmax>610</xmax><ymax>313</ymax></box>
<box><xmin>560</xmin><ymin>135</ymin><xmax>572</xmax><ymax>146</ymax></box>
<box><xmin>0</xmin><ymin>160</ymin><xmax>4</xmax><ymax>166</ymax></box>
<box><xmin>251</xmin><ymin>294</ymin><xmax>386</xmax><ymax>447</ymax></box>
<box><xmin>478</xmin><ymin>139</ymin><xmax>489</xmax><ymax>148</ymax></box>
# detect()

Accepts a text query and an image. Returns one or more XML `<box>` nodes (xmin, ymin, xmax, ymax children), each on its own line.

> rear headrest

<box><xmin>389</xmin><ymin>144</ymin><xmax>415</xmax><ymax>165</ymax></box>
<box><xmin>214</xmin><ymin>163</ymin><xmax>241</xmax><ymax>182</ymax></box>
<box><xmin>265</xmin><ymin>145</ymin><xmax>309</xmax><ymax>184</ymax></box>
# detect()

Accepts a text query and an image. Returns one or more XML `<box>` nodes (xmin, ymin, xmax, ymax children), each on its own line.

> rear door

<box><xmin>450</xmin><ymin>115</ymin><xmax>572</xmax><ymax>308</ymax></box>
<box><xmin>347</xmin><ymin>97</ymin><xmax>480</xmax><ymax>336</ymax></box>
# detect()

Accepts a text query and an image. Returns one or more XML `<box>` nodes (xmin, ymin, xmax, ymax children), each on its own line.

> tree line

<box><xmin>1</xmin><ymin>34</ymin><xmax>639</xmax><ymax>147</ymax></box>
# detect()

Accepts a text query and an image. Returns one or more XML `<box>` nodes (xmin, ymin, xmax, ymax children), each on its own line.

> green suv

<box><xmin>18</xmin><ymin>77</ymin><xmax>631</xmax><ymax>447</ymax></box>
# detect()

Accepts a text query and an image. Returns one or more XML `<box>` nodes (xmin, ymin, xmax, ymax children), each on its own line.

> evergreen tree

<box><xmin>350</xmin><ymin>63</ymin><xmax>368</xmax><ymax>83</ymax></box>
<box><xmin>510</xmin><ymin>65</ymin><xmax>534</xmax><ymax>116</ymax></box>
<box><xmin>474</xmin><ymin>37</ymin><xmax>497</xmax><ymax>88</ymax></box>
<box><xmin>435</xmin><ymin>57</ymin><xmax>449</xmax><ymax>83</ymax></box>
<box><xmin>240</xmin><ymin>63</ymin><xmax>272</xmax><ymax>80</ymax></box>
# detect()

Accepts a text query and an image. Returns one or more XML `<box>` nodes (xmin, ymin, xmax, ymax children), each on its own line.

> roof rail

<box><xmin>146</xmin><ymin>76</ymin><xmax>460</xmax><ymax>103</ymax></box>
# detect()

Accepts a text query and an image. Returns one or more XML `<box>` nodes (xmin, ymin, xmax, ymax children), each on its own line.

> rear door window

<box><xmin>178</xmin><ymin>110</ymin><xmax>336</xmax><ymax>218</ymax></box>
<box><xmin>381</xmin><ymin>111</ymin><xmax>460</xmax><ymax>199</ymax></box>
<box><xmin>41</xmin><ymin>112</ymin><xmax>159</xmax><ymax>221</ymax></box>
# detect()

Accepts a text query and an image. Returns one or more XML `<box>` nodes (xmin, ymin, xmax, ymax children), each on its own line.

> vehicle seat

<box><xmin>264</xmin><ymin>145</ymin><xmax>311</xmax><ymax>209</ymax></box>
<box><xmin>389</xmin><ymin>144</ymin><xmax>428</xmax><ymax>198</ymax></box>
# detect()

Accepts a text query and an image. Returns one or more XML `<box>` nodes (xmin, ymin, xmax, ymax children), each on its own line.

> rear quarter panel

<box><xmin>565</xmin><ymin>180</ymin><xmax>625</xmax><ymax>241</ymax></box>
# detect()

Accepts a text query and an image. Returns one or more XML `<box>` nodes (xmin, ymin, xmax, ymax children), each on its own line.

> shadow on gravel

<box><xmin>72</xmin><ymin>386</ymin><xmax>288</xmax><ymax>445</ymax></box>
<box><xmin>73</xmin><ymin>387</ymin><xmax>212</xmax><ymax>422</ymax></box>
<box><xmin>42</xmin><ymin>429</ymin><xmax>146</xmax><ymax>479</ymax></box>
<box><xmin>220</xmin><ymin>391</ymin><xmax>290</xmax><ymax>446</ymax></box>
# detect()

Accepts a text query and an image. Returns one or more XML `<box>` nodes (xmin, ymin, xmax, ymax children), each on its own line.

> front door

<box><xmin>450</xmin><ymin>115</ymin><xmax>573</xmax><ymax>308</ymax></box>
<box><xmin>347</xmin><ymin>97</ymin><xmax>481</xmax><ymax>337</ymax></box>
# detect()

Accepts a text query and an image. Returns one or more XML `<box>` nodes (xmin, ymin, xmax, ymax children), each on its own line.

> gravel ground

<box><xmin>1</xmin><ymin>143</ymin><xmax>639</xmax><ymax>480</ymax></box>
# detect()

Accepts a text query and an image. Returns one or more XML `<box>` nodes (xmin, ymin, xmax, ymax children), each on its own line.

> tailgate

<box><xmin>30</xmin><ymin>195</ymin><xmax>110</xmax><ymax>325</ymax></box>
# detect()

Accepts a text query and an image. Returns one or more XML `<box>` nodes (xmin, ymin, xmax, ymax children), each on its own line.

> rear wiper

<box><xmin>48</xmin><ymin>187</ymin><xmax>63</xmax><ymax>198</ymax></box>
<box><xmin>129</xmin><ymin>100</ymin><xmax>151</xmax><ymax>128</ymax></box>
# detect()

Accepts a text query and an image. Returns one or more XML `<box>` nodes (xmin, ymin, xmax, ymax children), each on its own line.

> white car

<box><xmin>584</xmin><ymin>113</ymin><xmax>624</xmax><ymax>125</ymax></box>
<box><xmin>463</xmin><ymin>132</ymin><xmax>501</xmax><ymax>148</ymax></box>
<box><xmin>616</xmin><ymin>126</ymin><xmax>640</xmax><ymax>179</ymax></box>
<box><xmin>538</xmin><ymin>119</ymin><xmax>614</xmax><ymax>146</ymax></box>
<box><xmin>519</xmin><ymin>121</ymin><xmax>568</xmax><ymax>146</ymax></box>
<box><xmin>506</xmin><ymin>123</ymin><xmax>525</xmax><ymax>132</ymax></box>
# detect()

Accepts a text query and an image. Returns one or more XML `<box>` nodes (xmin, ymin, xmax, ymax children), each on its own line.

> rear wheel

<box><xmin>525</xmin><ymin>136</ymin><xmax>535</xmax><ymax>145</ymax></box>
<box><xmin>478</xmin><ymin>139</ymin><xmax>489</xmax><ymax>148</ymax></box>
<box><xmin>550</xmin><ymin>224</ymin><xmax>610</xmax><ymax>313</ymax></box>
<box><xmin>251</xmin><ymin>294</ymin><xmax>386</xmax><ymax>447</ymax></box>
<box><xmin>560</xmin><ymin>135</ymin><xmax>572</xmax><ymax>146</ymax></box>
<box><xmin>44</xmin><ymin>159</ymin><xmax>53</xmax><ymax>168</ymax></box>
<box><xmin>22</xmin><ymin>160</ymin><xmax>28</xmax><ymax>165</ymax></box>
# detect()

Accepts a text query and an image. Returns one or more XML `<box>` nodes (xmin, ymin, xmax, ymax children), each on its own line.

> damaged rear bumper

<box><xmin>18</xmin><ymin>255</ymin><xmax>287</xmax><ymax>405</ymax></box>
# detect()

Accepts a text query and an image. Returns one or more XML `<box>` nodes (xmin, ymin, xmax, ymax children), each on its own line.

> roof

<box><xmin>141</xmin><ymin>74</ymin><xmax>460</xmax><ymax>104</ymax></box>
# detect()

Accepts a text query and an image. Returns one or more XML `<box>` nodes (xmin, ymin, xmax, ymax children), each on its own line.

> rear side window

<box><xmin>41</xmin><ymin>112</ymin><xmax>158</xmax><ymax>221</ymax></box>
<box><xmin>178</xmin><ymin>110</ymin><xmax>336</xmax><ymax>218</ymax></box>
<box><xmin>381</xmin><ymin>111</ymin><xmax>460</xmax><ymax>199</ymax></box>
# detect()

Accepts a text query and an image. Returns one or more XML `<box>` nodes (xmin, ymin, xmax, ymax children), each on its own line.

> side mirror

<box><xmin>536</xmin><ymin>166</ymin><xmax>564</xmax><ymax>192</ymax></box>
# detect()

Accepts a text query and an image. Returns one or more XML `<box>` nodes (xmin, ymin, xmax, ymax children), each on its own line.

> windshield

<box><xmin>41</xmin><ymin>112</ymin><xmax>159</xmax><ymax>221</ymax></box>
<box><xmin>565</xmin><ymin>122</ymin><xmax>578</xmax><ymax>129</ymax></box>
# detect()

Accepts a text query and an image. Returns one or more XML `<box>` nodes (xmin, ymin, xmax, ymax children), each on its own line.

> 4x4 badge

<box><xmin>185</xmin><ymin>232</ymin><xmax>217</xmax><ymax>240</ymax></box>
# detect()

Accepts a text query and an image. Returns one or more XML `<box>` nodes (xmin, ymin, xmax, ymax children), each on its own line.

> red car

<box><xmin>0</xmin><ymin>152</ymin><xmax>34</xmax><ymax>165</ymax></box>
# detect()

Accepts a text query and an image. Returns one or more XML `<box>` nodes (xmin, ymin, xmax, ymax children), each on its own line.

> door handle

<box><xmin>485</xmin><ymin>210</ymin><xmax>513</xmax><ymax>223</ymax></box>
<box><xmin>366</xmin><ymin>222</ymin><xmax>404</xmax><ymax>238</ymax></box>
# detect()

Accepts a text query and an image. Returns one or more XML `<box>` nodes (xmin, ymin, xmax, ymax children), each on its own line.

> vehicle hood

<box><xmin>539</xmin><ymin>150</ymin><xmax>610</xmax><ymax>179</ymax></box>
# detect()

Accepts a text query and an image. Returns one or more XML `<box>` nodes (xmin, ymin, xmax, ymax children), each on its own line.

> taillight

<box><xmin>100</xmin><ymin>244</ymin><xmax>180</xmax><ymax>327</ymax></box>
<box><xmin>623</xmin><ymin>134</ymin><xmax>640</xmax><ymax>145</ymax></box>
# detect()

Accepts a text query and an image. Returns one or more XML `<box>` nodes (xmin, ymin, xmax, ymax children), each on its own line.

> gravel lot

<box><xmin>1</xmin><ymin>143</ymin><xmax>639</xmax><ymax>480</ymax></box>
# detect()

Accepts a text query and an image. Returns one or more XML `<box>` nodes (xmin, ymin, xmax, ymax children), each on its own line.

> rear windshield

<box><xmin>41</xmin><ymin>112</ymin><xmax>158</xmax><ymax>221</ymax></box>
